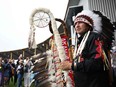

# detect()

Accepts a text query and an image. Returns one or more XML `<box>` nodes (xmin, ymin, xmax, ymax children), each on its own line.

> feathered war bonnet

<box><xmin>74</xmin><ymin>10</ymin><xmax>114</xmax><ymax>50</ymax></box>
<box><xmin>74</xmin><ymin>10</ymin><xmax>102</xmax><ymax>33</ymax></box>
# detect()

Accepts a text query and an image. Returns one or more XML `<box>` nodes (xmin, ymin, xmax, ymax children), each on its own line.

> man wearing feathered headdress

<box><xmin>59</xmin><ymin>10</ymin><xmax>114</xmax><ymax>87</ymax></box>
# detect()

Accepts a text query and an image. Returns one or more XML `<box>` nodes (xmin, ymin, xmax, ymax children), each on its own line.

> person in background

<box><xmin>16</xmin><ymin>59</ymin><xmax>24</xmax><ymax>87</ymax></box>
<box><xmin>59</xmin><ymin>10</ymin><xmax>113</xmax><ymax>87</ymax></box>
<box><xmin>9</xmin><ymin>59</ymin><xmax>15</xmax><ymax>84</ymax></box>
<box><xmin>14</xmin><ymin>60</ymin><xmax>19</xmax><ymax>86</ymax></box>
<box><xmin>24</xmin><ymin>57</ymin><xmax>33</xmax><ymax>87</ymax></box>
<box><xmin>3</xmin><ymin>58</ymin><xmax>11</xmax><ymax>86</ymax></box>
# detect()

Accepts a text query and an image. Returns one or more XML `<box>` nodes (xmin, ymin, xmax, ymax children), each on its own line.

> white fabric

<box><xmin>73</xmin><ymin>31</ymin><xmax>90</xmax><ymax>62</ymax></box>
<box><xmin>24</xmin><ymin>60</ymin><xmax>33</xmax><ymax>87</ymax></box>
<box><xmin>24</xmin><ymin>72</ymin><xmax>30</xmax><ymax>87</ymax></box>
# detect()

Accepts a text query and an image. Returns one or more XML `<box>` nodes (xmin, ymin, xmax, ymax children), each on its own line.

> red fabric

<box><xmin>94</xmin><ymin>39</ymin><xmax>106</xmax><ymax>61</ymax></box>
<box><xmin>95</xmin><ymin>39</ymin><xmax>102</xmax><ymax>59</ymax></box>
<box><xmin>51</xmin><ymin>34</ymin><xmax>74</xmax><ymax>86</ymax></box>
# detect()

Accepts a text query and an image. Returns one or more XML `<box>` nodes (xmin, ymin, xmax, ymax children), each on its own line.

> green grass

<box><xmin>9</xmin><ymin>80</ymin><xmax>15</xmax><ymax>87</ymax></box>
<box><xmin>8</xmin><ymin>78</ymin><xmax>35</xmax><ymax>87</ymax></box>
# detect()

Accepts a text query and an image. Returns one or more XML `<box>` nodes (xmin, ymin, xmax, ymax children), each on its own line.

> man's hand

<box><xmin>59</xmin><ymin>61</ymin><xmax>72</xmax><ymax>70</ymax></box>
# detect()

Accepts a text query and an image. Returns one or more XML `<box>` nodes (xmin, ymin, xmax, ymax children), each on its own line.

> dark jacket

<box><xmin>72</xmin><ymin>32</ymin><xmax>110</xmax><ymax>87</ymax></box>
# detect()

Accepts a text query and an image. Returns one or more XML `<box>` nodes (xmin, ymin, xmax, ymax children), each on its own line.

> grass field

<box><xmin>7</xmin><ymin>79</ymin><xmax>35</xmax><ymax>87</ymax></box>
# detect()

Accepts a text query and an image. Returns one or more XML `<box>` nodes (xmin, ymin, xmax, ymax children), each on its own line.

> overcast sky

<box><xmin>0</xmin><ymin>0</ymin><xmax>68</xmax><ymax>52</ymax></box>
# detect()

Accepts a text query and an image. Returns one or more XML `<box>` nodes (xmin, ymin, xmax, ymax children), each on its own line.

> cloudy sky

<box><xmin>0</xmin><ymin>0</ymin><xmax>68</xmax><ymax>52</ymax></box>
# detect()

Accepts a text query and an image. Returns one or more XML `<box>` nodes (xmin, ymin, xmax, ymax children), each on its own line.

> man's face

<box><xmin>74</xmin><ymin>22</ymin><xmax>90</xmax><ymax>35</ymax></box>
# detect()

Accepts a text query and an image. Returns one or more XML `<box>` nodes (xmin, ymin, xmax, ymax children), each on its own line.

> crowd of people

<box><xmin>0</xmin><ymin>55</ymin><xmax>33</xmax><ymax>87</ymax></box>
